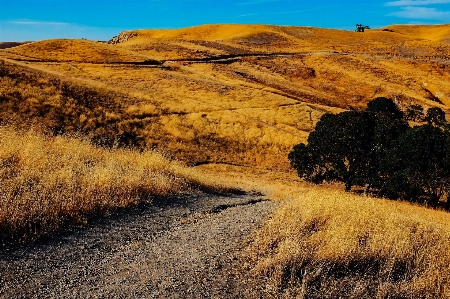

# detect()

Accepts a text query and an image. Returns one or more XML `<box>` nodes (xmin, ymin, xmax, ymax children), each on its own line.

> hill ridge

<box><xmin>0</xmin><ymin>23</ymin><xmax>449</xmax><ymax>169</ymax></box>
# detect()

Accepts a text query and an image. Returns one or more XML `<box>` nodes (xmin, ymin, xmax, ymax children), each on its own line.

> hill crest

<box><xmin>1</xmin><ymin>23</ymin><xmax>449</xmax><ymax>169</ymax></box>
<box><xmin>109</xmin><ymin>23</ymin><xmax>450</xmax><ymax>44</ymax></box>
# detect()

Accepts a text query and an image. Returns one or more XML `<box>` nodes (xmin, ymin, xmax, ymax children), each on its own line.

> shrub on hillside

<box><xmin>366</xmin><ymin>96</ymin><xmax>403</xmax><ymax>119</ymax></box>
<box><xmin>288</xmin><ymin>97</ymin><xmax>408</xmax><ymax>191</ymax></box>
<box><xmin>289</xmin><ymin>98</ymin><xmax>450</xmax><ymax>209</ymax></box>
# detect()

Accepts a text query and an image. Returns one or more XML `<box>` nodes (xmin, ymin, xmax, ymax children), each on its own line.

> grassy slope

<box><xmin>2</xmin><ymin>24</ymin><xmax>449</xmax><ymax>169</ymax></box>
<box><xmin>252</xmin><ymin>184</ymin><xmax>450</xmax><ymax>298</ymax></box>
<box><xmin>0</xmin><ymin>39</ymin><xmax>151</xmax><ymax>63</ymax></box>
<box><xmin>0</xmin><ymin>126</ymin><xmax>225</xmax><ymax>245</ymax></box>
<box><xmin>199</xmin><ymin>164</ymin><xmax>450</xmax><ymax>297</ymax></box>
<box><xmin>0</xmin><ymin>59</ymin><xmax>321</xmax><ymax>168</ymax></box>
<box><xmin>2</xmin><ymin>24</ymin><xmax>450</xmax><ymax>296</ymax></box>
<box><xmin>117</xmin><ymin>24</ymin><xmax>450</xmax><ymax>59</ymax></box>
<box><xmin>385</xmin><ymin>24</ymin><xmax>450</xmax><ymax>44</ymax></box>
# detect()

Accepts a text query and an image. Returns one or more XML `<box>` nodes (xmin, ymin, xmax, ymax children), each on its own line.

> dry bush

<box><xmin>251</xmin><ymin>186</ymin><xmax>450</xmax><ymax>298</ymax></box>
<box><xmin>0</xmin><ymin>126</ymin><xmax>223</xmax><ymax>246</ymax></box>
<box><xmin>126</xmin><ymin>104</ymin><xmax>160</xmax><ymax>117</ymax></box>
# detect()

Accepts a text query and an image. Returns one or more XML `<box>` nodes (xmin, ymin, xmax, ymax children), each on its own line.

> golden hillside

<box><xmin>1</xmin><ymin>24</ymin><xmax>449</xmax><ymax>169</ymax></box>
<box><xmin>0</xmin><ymin>39</ymin><xmax>151</xmax><ymax>63</ymax></box>
<box><xmin>385</xmin><ymin>24</ymin><xmax>450</xmax><ymax>44</ymax></box>
<box><xmin>112</xmin><ymin>24</ymin><xmax>450</xmax><ymax>59</ymax></box>
<box><xmin>2</xmin><ymin>24</ymin><xmax>450</xmax><ymax>298</ymax></box>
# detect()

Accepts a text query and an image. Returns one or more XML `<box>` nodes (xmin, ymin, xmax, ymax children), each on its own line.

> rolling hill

<box><xmin>2</xmin><ymin>23</ymin><xmax>450</xmax><ymax>298</ymax></box>
<box><xmin>1</xmin><ymin>39</ymin><xmax>151</xmax><ymax>63</ymax></box>
<box><xmin>1</xmin><ymin>24</ymin><xmax>449</xmax><ymax>169</ymax></box>
<box><xmin>384</xmin><ymin>24</ymin><xmax>450</xmax><ymax>44</ymax></box>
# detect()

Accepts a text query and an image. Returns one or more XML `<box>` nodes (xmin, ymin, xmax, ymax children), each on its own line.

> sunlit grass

<box><xmin>1</xmin><ymin>39</ymin><xmax>149</xmax><ymax>63</ymax></box>
<box><xmin>252</xmin><ymin>185</ymin><xmax>450</xmax><ymax>298</ymax></box>
<box><xmin>0</xmin><ymin>126</ymin><xmax>224</xmax><ymax>245</ymax></box>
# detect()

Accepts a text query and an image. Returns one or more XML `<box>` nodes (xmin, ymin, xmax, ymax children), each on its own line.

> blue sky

<box><xmin>0</xmin><ymin>0</ymin><xmax>449</xmax><ymax>41</ymax></box>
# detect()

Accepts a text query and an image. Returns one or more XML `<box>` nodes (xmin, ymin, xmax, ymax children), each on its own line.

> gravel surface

<box><xmin>0</xmin><ymin>193</ymin><xmax>276</xmax><ymax>298</ymax></box>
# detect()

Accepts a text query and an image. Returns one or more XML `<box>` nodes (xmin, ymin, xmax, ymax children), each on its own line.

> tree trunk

<box><xmin>430</xmin><ymin>193</ymin><xmax>439</xmax><ymax>208</ymax></box>
<box><xmin>345</xmin><ymin>182</ymin><xmax>352</xmax><ymax>192</ymax></box>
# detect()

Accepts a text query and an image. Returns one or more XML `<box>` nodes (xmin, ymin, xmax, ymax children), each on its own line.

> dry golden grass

<box><xmin>189</xmin><ymin>163</ymin><xmax>450</xmax><ymax>297</ymax></box>
<box><xmin>0</xmin><ymin>126</ymin><xmax>224</xmax><ymax>245</ymax></box>
<box><xmin>250</xmin><ymin>184</ymin><xmax>450</xmax><ymax>298</ymax></box>
<box><xmin>36</xmin><ymin>54</ymin><xmax>447</xmax><ymax>167</ymax></box>
<box><xmin>121</xmin><ymin>24</ymin><xmax>285</xmax><ymax>41</ymax></box>
<box><xmin>3</xmin><ymin>24</ymin><xmax>449</xmax><ymax>169</ymax></box>
<box><xmin>0</xmin><ymin>39</ymin><xmax>150</xmax><ymax>63</ymax></box>
<box><xmin>385</xmin><ymin>24</ymin><xmax>450</xmax><ymax>44</ymax></box>
<box><xmin>1</xmin><ymin>58</ymin><xmax>329</xmax><ymax>169</ymax></box>
<box><xmin>113</xmin><ymin>24</ymin><xmax>450</xmax><ymax>59</ymax></box>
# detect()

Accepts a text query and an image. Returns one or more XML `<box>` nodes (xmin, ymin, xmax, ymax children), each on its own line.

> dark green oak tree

<box><xmin>289</xmin><ymin>98</ymin><xmax>408</xmax><ymax>191</ymax></box>
<box><xmin>381</xmin><ymin>125</ymin><xmax>450</xmax><ymax>208</ymax></box>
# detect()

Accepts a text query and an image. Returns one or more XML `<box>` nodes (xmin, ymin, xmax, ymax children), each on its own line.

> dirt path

<box><xmin>0</xmin><ymin>193</ymin><xmax>276</xmax><ymax>298</ymax></box>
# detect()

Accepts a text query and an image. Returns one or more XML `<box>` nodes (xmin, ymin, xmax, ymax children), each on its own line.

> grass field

<box><xmin>0</xmin><ymin>126</ymin><xmax>225</xmax><ymax>245</ymax></box>
<box><xmin>196</xmin><ymin>164</ymin><xmax>450</xmax><ymax>297</ymax></box>
<box><xmin>1</xmin><ymin>23</ymin><xmax>450</xmax><ymax>297</ymax></box>
<box><xmin>251</xmin><ymin>185</ymin><xmax>450</xmax><ymax>298</ymax></box>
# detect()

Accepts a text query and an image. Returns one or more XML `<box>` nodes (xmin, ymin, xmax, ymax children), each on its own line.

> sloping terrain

<box><xmin>2</xmin><ymin>24</ymin><xmax>450</xmax><ymax>298</ymax></box>
<box><xmin>111</xmin><ymin>24</ymin><xmax>450</xmax><ymax>60</ymax></box>
<box><xmin>385</xmin><ymin>24</ymin><xmax>450</xmax><ymax>44</ymax></box>
<box><xmin>0</xmin><ymin>39</ymin><xmax>151</xmax><ymax>63</ymax></box>
<box><xmin>0</xmin><ymin>42</ymin><xmax>30</xmax><ymax>49</ymax></box>
<box><xmin>1</xmin><ymin>24</ymin><xmax>449</xmax><ymax>169</ymax></box>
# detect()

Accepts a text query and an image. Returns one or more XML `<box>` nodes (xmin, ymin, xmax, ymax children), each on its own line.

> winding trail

<box><xmin>0</xmin><ymin>193</ymin><xmax>276</xmax><ymax>299</ymax></box>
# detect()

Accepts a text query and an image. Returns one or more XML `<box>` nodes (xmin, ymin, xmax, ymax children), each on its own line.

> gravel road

<box><xmin>0</xmin><ymin>193</ymin><xmax>276</xmax><ymax>298</ymax></box>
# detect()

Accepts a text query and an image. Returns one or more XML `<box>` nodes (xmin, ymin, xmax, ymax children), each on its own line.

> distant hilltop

<box><xmin>0</xmin><ymin>42</ymin><xmax>32</xmax><ymax>49</ymax></box>
<box><xmin>106</xmin><ymin>23</ymin><xmax>450</xmax><ymax>45</ymax></box>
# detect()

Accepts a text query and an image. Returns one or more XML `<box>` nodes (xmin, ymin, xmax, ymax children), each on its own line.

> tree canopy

<box><xmin>426</xmin><ymin>107</ymin><xmax>447</xmax><ymax>126</ymax></box>
<box><xmin>381</xmin><ymin>125</ymin><xmax>450</xmax><ymax>207</ymax></box>
<box><xmin>289</xmin><ymin>98</ymin><xmax>450</xmax><ymax>209</ymax></box>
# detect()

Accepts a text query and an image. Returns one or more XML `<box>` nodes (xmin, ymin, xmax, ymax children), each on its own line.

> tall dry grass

<box><xmin>0</xmin><ymin>126</ymin><xmax>222</xmax><ymax>245</ymax></box>
<box><xmin>251</xmin><ymin>185</ymin><xmax>450</xmax><ymax>298</ymax></box>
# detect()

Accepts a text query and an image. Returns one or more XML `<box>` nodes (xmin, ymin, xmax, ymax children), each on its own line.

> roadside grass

<box><xmin>0</xmin><ymin>126</ymin><xmax>224</xmax><ymax>246</ymax></box>
<box><xmin>197</xmin><ymin>164</ymin><xmax>450</xmax><ymax>297</ymax></box>
<box><xmin>251</xmin><ymin>185</ymin><xmax>450</xmax><ymax>298</ymax></box>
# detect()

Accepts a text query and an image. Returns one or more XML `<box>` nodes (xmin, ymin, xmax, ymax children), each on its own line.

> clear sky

<box><xmin>0</xmin><ymin>0</ymin><xmax>449</xmax><ymax>42</ymax></box>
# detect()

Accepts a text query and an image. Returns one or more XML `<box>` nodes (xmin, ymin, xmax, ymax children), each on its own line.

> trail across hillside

<box><xmin>0</xmin><ymin>193</ymin><xmax>276</xmax><ymax>299</ymax></box>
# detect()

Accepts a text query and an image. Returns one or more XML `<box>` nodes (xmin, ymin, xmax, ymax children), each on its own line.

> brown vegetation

<box><xmin>250</xmin><ymin>185</ymin><xmax>450</xmax><ymax>298</ymax></box>
<box><xmin>1</xmin><ymin>23</ymin><xmax>450</xmax><ymax>296</ymax></box>
<box><xmin>0</xmin><ymin>42</ymin><xmax>30</xmax><ymax>50</ymax></box>
<box><xmin>1</xmin><ymin>39</ymin><xmax>149</xmax><ymax>63</ymax></box>
<box><xmin>0</xmin><ymin>126</ymin><xmax>222</xmax><ymax>246</ymax></box>
<box><xmin>0</xmin><ymin>59</ymin><xmax>321</xmax><ymax>169</ymax></box>
<box><xmin>1</xmin><ymin>24</ymin><xmax>449</xmax><ymax>171</ymax></box>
